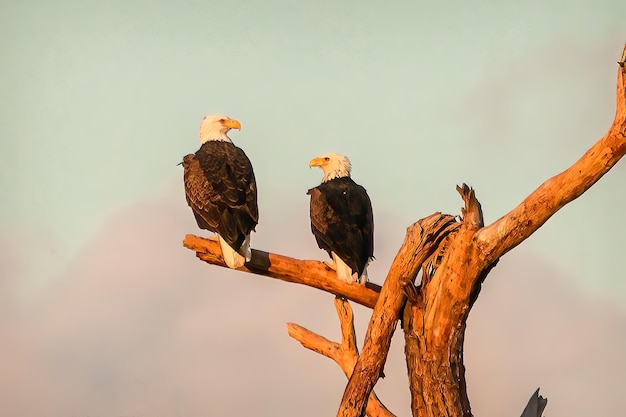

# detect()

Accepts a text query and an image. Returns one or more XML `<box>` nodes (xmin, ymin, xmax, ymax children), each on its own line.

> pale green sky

<box><xmin>2</xmin><ymin>2</ymin><xmax>626</xmax><ymax>416</ymax></box>
<box><xmin>3</xmin><ymin>0</ymin><xmax>625</xmax><ymax>298</ymax></box>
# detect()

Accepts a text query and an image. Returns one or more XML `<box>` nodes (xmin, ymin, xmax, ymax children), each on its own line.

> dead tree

<box><xmin>183</xmin><ymin>45</ymin><xmax>626</xmax><ymax>417</ymax></box>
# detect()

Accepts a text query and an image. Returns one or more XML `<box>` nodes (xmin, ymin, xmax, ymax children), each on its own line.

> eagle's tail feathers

<box><xmin>218</xmin><ymin>235</ymin><xmax>246</xmax><ymax>269</ymax></box>
<box><xmin>332</xmin><ymin>253</ymin><xmax>355</xmax><ymax>284</ymax></box>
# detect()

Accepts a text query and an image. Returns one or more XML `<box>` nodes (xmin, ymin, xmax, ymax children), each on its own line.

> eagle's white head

<box><xmin>199</xmin><ymin>114</ymin><xmax>241</xmax><ymax>143</ymax></box>
<box><xmin>309</xmin><ymin>153</ymin><xmax>352</xmax><ymax>182</ymax></box>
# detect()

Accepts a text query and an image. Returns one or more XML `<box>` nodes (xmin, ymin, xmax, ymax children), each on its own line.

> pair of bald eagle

<box><xmin>182</xmin><ymin>114</ymin><xmax>374</xmax><ymax>284</ymax></box>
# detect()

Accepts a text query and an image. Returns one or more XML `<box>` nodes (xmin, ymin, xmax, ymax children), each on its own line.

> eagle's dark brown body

<box><xmin>182</xmin><ymin>140</ymin><xmax>258</xmax><ymax>251</ymax></box>
<box><xmin>307</xmin><ymin>176</ymin><xmax>374</xmax><ymax>278</ymax></box>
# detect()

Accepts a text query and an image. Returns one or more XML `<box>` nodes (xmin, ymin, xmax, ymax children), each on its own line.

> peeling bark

<box><xmin>401</xmin><ymin>186</ymin><xmax>490</xmax><ymax>417</ymax></box>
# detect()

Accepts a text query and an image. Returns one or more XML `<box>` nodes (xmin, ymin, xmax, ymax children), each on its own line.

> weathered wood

<box><xmin>287</xmin><ymin>297</ymin><xmax>395</xmax><ymax>417</ymax></box>
<box><xmin>337</xmin><ymin>214</ymin><xmax>460</xmax><ymax>417</ymax></box>
<box><xmin>183</xmin><ymin>234</ymin><xmax>381</xmax><ymax>308</ymax></box>
<box><xmin>402</xmin><ymin>186</ymin><xmax>487</xmax><ymax>417</ymax></box>
<box><xmin>477</xmin><ymin>47</ymin><xmax>626</xmax><ymax>263</ymax></box>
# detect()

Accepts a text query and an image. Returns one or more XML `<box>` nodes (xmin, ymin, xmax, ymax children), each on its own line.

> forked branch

<box><xmin>287</xmin><ymin>297</ymin><xmax>395</xmax><ymax>417</ymax></box>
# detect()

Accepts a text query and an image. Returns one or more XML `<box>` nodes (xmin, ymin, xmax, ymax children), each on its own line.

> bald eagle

<box><xmin>181</xmin><ymin>115</ymin><xmax>258</xmax><ymax>269</ymax></box>
<box><xmin>308</xmin><ymin>154</ymin><xmax>374</xmax><ymax>284</ymax></box>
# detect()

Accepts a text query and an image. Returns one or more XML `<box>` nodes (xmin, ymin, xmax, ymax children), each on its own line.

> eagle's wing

<box><xmin>193</xmin><ymin>144</ymin><xmax>258</xmax><ymax>249</ymax></box>
<box><xmin>308</xmin><ymin>179</ymin><xmax>373</xmax><ymax>275</ymax></box>
<box><xmin>183</xmin><ymin>154</ymin><xmax>221</xmax><ymax>231</ymax></box>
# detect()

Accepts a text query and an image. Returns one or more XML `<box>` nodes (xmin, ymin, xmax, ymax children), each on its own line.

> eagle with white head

<box><xmin>181</xmin><ymin>114</ymin><xmax>258</xmax><ymax>268</ymax></box>
<box><xmin>307</xmin><ymin>153</ymin><xmax>374</xmax><ymax>284</ymax></box>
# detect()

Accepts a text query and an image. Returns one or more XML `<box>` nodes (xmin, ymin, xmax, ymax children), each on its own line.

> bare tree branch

<box><xmin>287</xmin><ymin>297</ymin><xmax>395</xmax><ymax>417</ymax></box>
<box><xmin>183</xmin><ymin>234</ymin><xmax>381</xmax><ymax>308</ymax></box>
<box><xmin>477</xmin><ymin>47</ymin><xmax>626</xmax><ymax>263</ymax></box>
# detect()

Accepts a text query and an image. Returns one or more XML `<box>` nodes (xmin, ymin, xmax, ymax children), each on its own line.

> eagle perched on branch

<box><xmin>181</xmin><ymin>114</ymin><xmax>258</xmax><ymax>269</ymax></box>
<box><xmin>308</xmin><ymin>154</ymin><xmax>374</xmax><ymax>284</ymax></box>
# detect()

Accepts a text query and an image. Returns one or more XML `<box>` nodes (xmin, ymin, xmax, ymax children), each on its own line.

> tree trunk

<box><xmin>399</xmin><ymin>185</ymin><xmax>488</xmax><ymax>417</ymax></box>
<box><xmin>403</xmin><ymin>313</ymin><xmax>471</xmax><ymax>417</ymax></box>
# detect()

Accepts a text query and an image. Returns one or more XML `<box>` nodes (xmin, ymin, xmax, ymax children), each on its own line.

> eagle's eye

<box><xmin>324</xmin><ymin>157</ymin><xmax>330</xmax><ymax>162</ymax></box>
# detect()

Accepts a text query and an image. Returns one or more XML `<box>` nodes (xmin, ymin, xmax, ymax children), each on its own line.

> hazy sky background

<box><xmin>2</xmin><ymin>1</ymin><xmax>625</xmax><ymax>416</ymax></box>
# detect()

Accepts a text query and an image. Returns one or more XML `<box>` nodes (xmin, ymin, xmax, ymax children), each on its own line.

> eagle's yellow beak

<box><xmin>222</xmin><ymin>118</ymin><xmax>241</xmax><ymax>130</ymax></box>
<box><xmin>309</xmin><ymin>157</ymin><xmax>328</xmax><ymax>168</ymax></box>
